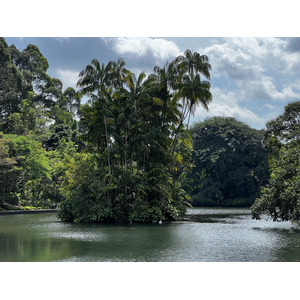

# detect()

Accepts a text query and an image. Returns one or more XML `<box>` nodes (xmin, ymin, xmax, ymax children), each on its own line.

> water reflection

<box><xmin>0</xmin><ymin>209</ymin><xmax>299</xmax><ymax>262</ymax></box>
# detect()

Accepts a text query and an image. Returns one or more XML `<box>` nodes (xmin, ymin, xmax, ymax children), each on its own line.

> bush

<box><xmin>4</xmin><ymin>192</ymin><xmax>20</xmax><ymax>205</ymax></box>
<box><xmin>57</xmin><ymin>200</ymin><xmax>75</xmax><ymax>222</ymax></box>
<box><xmin>129</xmin><ymin>203</ymin><xmax>163</xmax><ymax>223</ymax></box>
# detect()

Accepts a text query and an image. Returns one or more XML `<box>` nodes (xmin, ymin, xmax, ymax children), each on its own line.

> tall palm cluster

<box><xmin>58</xmin><ymin>50</ymin><xmax>212</xmax><ymax>223</ymax></box>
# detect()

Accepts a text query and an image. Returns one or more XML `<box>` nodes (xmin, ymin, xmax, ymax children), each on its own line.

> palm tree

<box><xmin>123</xmin><ymin>71</ymin><xmax>148</xmax><ymax>174</ymax></box>
<box><xmin>147</xmin><ymin>63</ymin><xmax>180</xmax><ymax>127</ymax></box>
<box><xmin>111</xmin><ymin>58</ymin><xmax>130</xmax><ymax>92</ymax></box>
<box><xmin>168</xmin><ymin>50</ymin><xmax>212</xmax><ymax>160</ymax></box>
<box><xmin>174</xmin><ymin>49</ymin><xmax>212</xmax><ymax>129</ymax></box>
<box><xmin>176</xmin><ymin>73</ymin><xmax>212</xmax><ymax>127</ymax></box>
<box><xmin>77</xmin><ymin>59</ymin><xmax>113</xmax><ymax>174</ymax></box>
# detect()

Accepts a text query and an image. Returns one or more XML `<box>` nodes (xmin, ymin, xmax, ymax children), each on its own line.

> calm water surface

<box><xmin>0</xmin><ymin>208</ymin><xmax>299</xmax><ymax>262</ymax></box>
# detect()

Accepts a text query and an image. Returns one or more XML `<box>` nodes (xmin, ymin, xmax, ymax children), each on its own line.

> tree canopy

<box><xmin>190</xmin><ymin>117</ymin><xmax>269</xmax><ymax>207</ymax></box>
<box><xmin>251</xmin><ymin>101</ymin><xmax>300</xmax><ymax>224</ymax></box>
<box><xmin>251</xmin><ymin>146</ymin><xmax>300</xmax><ymax>224</ymax></box>
<box><xmin>0</xmin><ymin>37</ymin><xmax>82</xmax><ymax>209</ymax></box>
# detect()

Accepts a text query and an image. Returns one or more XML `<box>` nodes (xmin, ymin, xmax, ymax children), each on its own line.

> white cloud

<box><xmin>103</xmin><ymin>37</ymin><xmax>181</xmax><ymax>64</ymax></box>
<box><xmin>208</xmin><ymin>103</ymin><xmax>263</xmax><ymax>124</ymax></box>
<box><xmin>200</xmin><ymin>38</ymin><xmax>300</xmax><ymax>103</ymax></box>
<box><xmin>289</xmin><ymin>79</ymin><xmax>300</xmax><ymax>90</ymax></box>
<box><xmin>202</xmin><ymin>38</ymin><xmax>285</xmax><ymax>79</ymax></box>
<box><xmin>193</xmin><ymin>87</ymin><xmax>265</xmax><ymax>128</ymax></box>
<box><xmin>54</xmin><ymin>37</ymin><xmax>71</xmax><ymax>43</ymax></box>
<box><xmin>283</xmin><ymin>52</ymin><xmax>300</xmax><ymax>72</ymax></box>
<box><xmin>56</xmin><ymin>69</ymin><xmax>80</xmax><ymax>89</ymax></box>
<box><xmin>264</xmin><ymin>104</ymin><xmax>275</xmax><ymax>110</ymax></box>
<box><xmin>242</xmin><ymin>77</ymin><xmax>300</xmax><ymax>101</ymax></box>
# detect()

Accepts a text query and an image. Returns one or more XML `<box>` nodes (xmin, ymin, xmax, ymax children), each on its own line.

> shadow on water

<box><xmin>186</xmin><ymin>207</ymin><xmax>250</xmax><ymax>224</ymax></box>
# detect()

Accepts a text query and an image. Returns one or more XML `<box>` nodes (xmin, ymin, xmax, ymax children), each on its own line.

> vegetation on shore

<box><xmin>0</xmin><ymin>204</ymin><xmax>52</xmax><ymax>211</ymax></box>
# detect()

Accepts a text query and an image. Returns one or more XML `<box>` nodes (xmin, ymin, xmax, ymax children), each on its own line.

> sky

<box><xmin>4</xmin><ymin>36</ymin><xmax>300</xmax><ymax>130</ymax></box>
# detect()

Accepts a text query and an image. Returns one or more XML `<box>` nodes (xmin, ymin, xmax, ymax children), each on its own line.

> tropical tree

<box><xmin>77</xmin><ymin>59</ymin><xmax>114</xmax><ymax>174</ymax></box>
<box><xmin>251</xmin><ymin>101</ymin><xmax>300</xmax><ymax>224</ymax></box>
<box><xmin>174</xmin><ymin>49</ymin><xmax>212</xmax><ymax>129</ymax></box>
<box><xmin>0</xmin><ymin>132</ymin><xmax>19</xmax><ymax>205</ymax></box>
<box><xmin>251</xmin><ymin>147</ymin><xmax>300</xmax><ymax>224</ymax></box>
<box><xmin>57</xmin><ymin>87</ymin><xmax>81</xmax><ymax>117</ymax></box>
<box><xmin>9</xmin><ymin>42</ymin><xmax>62</xmax><ymax>108</ymax></box>
<box><xmin>251</xmin><ymin>146</ymin><xmax>300</xmax><ymax>224</ymax></box>
<box><xmin>0</xmin><ymin>38</ymin><xmax>27</xmax><ymax>129</ymax></box>
<box><xmin>1</xmin><ymin>38</ymin><xmax>76</xmax><ymax>137</ymax></box>
<box><xmin>264</xmin><ymin>100</ymin><xmax>300</xmax><ymax>154</ymax></box>
<box><xmin>1</xmin><ymin>134</ymin><xmax>51</xmax><ymax>206</ymax></box>
<box><xmin>146</xmin><ymin>63</ymin><xmax>180</xmax><ymax>127</ymax></box>
<box><xmin>0</xmin><ymin>38</ymin><xmax>83</xmax><ymax>210</ymax></box>
<box><xmin>58</xmin><ymin>51</ymin><xmax>202</xmax><ymax>223</ymax></box>
<box><xmin>5</xmin><ymin>92</ymin><xmax>49</xmax><ymax>136</ymax></box>
<box><xmin>190</xmin><ymin>117</ymin><xmax>269</xmax><ymax>206</ymax></box>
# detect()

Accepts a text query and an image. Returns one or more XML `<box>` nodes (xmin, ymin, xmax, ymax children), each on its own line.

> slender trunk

<box><xmin>124</xmin><ymin>147</ymin><xmax>127</xmax><ymax>172</ymax></box>
<box><xmin>169</xmin><ymin>100</ymin><xmax>190</xmax><ymax>176</ymax></box>
<box><xmin>124</xmin><ymin>134</ymin><xmax>128</xmax><ymax>196</ymax></box>
<box><xmin>130</xmin><ymin>153</ymin><xmax>133</xmax><ymax>175</ymax></box>
<box><xmin>22</xmin><ymin>172</ymin><xmax>25</xmax><ymax>200</ymax></box>
<box><xmin>143</xmin><ymin>148</ymin><xmax>146</xmax><ymax>175</ymax></box>
<box><xmin>101</xmin><ymin>96</ymin><xmax>111</xmax><ymax>203</ymax></box>
<box><xmin>100</xmin><ymin>88</ymin><xmax>111</xmax><ymax>176</ymax></box>
<box><xmin>186</xmin><ymin>110</ymin><xmax>191</xmax><ymax>130</ymax></box>
<box><xmin>171</xmin><ymin>103</ymin><xmax>188</xmax><ymax>156</ymax></box>
<box><xmin>104</xmin><ymin>115</ymin><xmax>111</xmax><ymax>175</ymax></box>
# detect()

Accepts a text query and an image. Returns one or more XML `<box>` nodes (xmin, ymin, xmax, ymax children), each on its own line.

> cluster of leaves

<box><xmin>0</xmin><ymin>37</ymin><xmax>81</xmax><ymax>208</ymax></box>
<box><xmin>251</xmin><ymin>101</ymin><xmax>300</xmax><ymax>224</ymax></box>
<box><xmin>264</xmin><ymin>101</ymin><xmax>300</xmax><ymax>152</ymax></box>
<box><xmin>251</xmin><ymin>146</ymin><xmax>300</xmax><ymax>224</ymax></box>
<box><xmin>190</xmin><ymin>117</ymin><xmax>270</xmax><ymax>207</ymax></box>
<box><xmin>0</xmin><ymin>132</ymin><xmax>51</xmax><ymax>206</ymax></box>
<box><xmin>58</xmin><ymin>50</ymin><xmax>212</xmax><ymax>223</ymax></box>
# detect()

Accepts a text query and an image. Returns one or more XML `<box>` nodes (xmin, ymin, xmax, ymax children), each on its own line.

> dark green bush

<box><xmin>4</xmin><ymin>192</ymin><xmax>20</xmax><ymax>205</ymax></box>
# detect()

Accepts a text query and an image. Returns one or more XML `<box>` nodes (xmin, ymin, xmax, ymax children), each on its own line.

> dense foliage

<box><xmin>264</xmin><ymin>100</ymin><xmax>300</xmax><ymax>152</ymax></box>
<box><xmin>0</xmin><ymin>37</ymin><xmax>82</xmax><ymax>209</ymax></box>
<box><xmin>190</xmin><ymin>117</ymin><xmax>270</xmax><ymax>207</ymax></box>
<box><xmin>251</xmin><ymin>146</ymin><xmax>300</xmax><ymax>224</ymax></box>
<box><xmin>58</xmin><ymin>50</ymin><xmax>212</xmax><ymax>223</ymax></box>
<box><xmin>251</xmin><ymin>101</ymin><xmax>300</xmax><ymax>224</ymax></box>
<box><xmin>1</xmin><ymin>37</ymin><xmax>213</xmax><ymax>223</ymax></box>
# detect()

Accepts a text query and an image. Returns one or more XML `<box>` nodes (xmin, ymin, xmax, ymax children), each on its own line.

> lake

<box><xmin>0</xmin><ymin>207</ymin><xmax>299</xmax><ymax>262</ymax></box>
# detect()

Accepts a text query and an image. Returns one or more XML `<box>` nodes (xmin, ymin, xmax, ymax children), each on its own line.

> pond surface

<box><xmin>0</xmin><ymin>208</ymin><xmax>299</xmax><ymax>262</ymax></box>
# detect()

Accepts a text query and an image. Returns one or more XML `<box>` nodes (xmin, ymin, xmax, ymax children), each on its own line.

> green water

<box><xmin>0</xmin><ymin>208</ymin><xmax>299</xmax><ymax>262</ymax></box>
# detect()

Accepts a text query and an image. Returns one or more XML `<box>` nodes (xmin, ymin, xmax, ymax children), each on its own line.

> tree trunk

<box><xmin>104</xmin><ymin>115</ymin><xmax>111</xmax><ymax>175</ymax></box>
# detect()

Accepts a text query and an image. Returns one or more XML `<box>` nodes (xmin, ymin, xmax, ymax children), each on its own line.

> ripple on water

<box><xmin>46</xmin><ymin>230</ymin><xmax>107</xmax><ymax>242</ymax></box>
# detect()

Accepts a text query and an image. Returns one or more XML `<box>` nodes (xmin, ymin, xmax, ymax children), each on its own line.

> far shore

<box><xmin>0</xmin><ymin>209</ymin><xmax>57</xmax><ymax>215</ymax></box>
